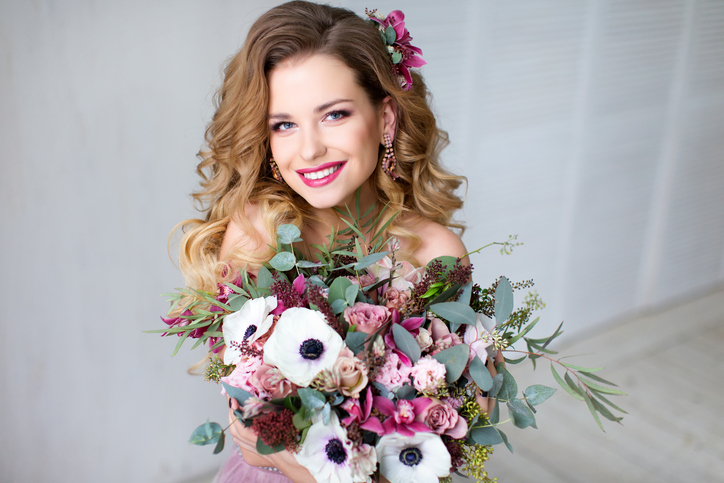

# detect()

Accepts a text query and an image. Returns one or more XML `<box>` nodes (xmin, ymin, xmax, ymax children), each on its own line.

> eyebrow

<box><xmin>268</xmin><ymin>98</ymin><xmax>353</xmax><ymax>120</ymax></box>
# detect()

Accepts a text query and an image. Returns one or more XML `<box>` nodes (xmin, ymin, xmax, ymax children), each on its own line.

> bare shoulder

<box><xmin>219</xmin><ymin>203</ymin><xmax>272</xmax><ymax>261</ymax></box>
<box><xmin>408</xmin><ymin>218</ymin><xmax>468</xmax><ymax>267</ymax></box>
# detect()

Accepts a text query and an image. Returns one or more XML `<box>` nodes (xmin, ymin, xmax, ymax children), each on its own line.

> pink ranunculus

<box><xmin>221</xmin><ymin>355</ymin><xmax>263</xmax><ymax>396</ymax></box>
<box><xmin>415</xmin><ymin>398</ymin><xmax>468</xmax><ymax>439</ymax></box>
<box><xmin>383</xmin><ymin>287</ymin><xmax>409</xmax><ymax>310</ymax></box>
<box><xmin>373</xmin><ymin>351</ymin><xmax>411</xmax><ymax>391</ymax></box>
<box><xmin>410</xmin><ymin>355</ymin><xmax>447</xmax><ymax>393</ymax></box>
<box><xmin>250</xmin><ymin>363</ymin><xmax>296</xmax><ymax>400</ymax></box>
<box><xmin>344</xmin><ymin>302</ymin><xmax>390</xmax><ymax>334</ymax></box>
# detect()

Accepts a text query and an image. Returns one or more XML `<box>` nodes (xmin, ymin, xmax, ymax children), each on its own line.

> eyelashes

<box><xmin>269</xmin><ymin>109</ymin><xmax>352</xmax><ymax>132</ymax></box>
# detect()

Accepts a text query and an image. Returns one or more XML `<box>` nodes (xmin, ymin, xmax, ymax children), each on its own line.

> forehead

<box><xmin>267</xmin><ymin>54</ymin><xmax>368</xmax><ymax>113</ymax></box>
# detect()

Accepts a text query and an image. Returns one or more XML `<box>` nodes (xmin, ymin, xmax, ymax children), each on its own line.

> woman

<box><xmin>176</xmin><ymin>2</ymin><xmax>477</xmax><ymax>481</ymax></box>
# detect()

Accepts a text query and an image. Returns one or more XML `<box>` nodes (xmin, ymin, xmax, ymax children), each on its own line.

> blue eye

<box><xmin>271</xmin><ymin>121</ymin><xmax>295</xmax><ymax>132</ymax></box>
<box><xmin>325</xmin><ymin>110</ymin><xmax>350</xmax><ymax>121</ymax></box>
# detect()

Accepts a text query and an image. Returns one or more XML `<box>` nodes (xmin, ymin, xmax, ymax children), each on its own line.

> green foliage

<box><xmin>431</xmin><ymin>344</ymin><xmax>470</xmax><ymax>383</ymax></box>
<box><xmin>204</xmin><ymin>356</ymin><xmax>234</xmax><ymax>383</ymax></box>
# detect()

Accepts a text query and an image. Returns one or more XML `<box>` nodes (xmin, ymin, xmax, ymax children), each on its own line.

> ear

<box><xmin>380</xmin><ymin>96</ymin><xmax>397</xmax><ymax>141</ymax></box>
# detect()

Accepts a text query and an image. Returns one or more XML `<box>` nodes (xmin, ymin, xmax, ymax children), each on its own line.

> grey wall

<box><xmin>1</xmin><ymin>1</ymin><xmax>722</xmax><ymax>482</ymax></box>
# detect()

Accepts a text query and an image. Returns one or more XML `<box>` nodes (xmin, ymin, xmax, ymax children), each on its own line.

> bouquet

<box><xmin>154</xmin><ymin>208</ymin><xmax>625</xmax><ymax>483</ymax></box>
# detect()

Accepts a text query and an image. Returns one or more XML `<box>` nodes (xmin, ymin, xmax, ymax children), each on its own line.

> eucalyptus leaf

<box><xmin>583</xmin><ymin>380</ymin><xmax>627</xmax><ymax>396</ymax></box>
<box><xmin>580</xmin><ymin>387</ymin><xmax>605</xmax><ymax>432</ymax></box>
<box><xmin>256</xmin><ymin>266</ymin><xmax>273</xmax><ymax>289</ymax></box>
<box><xmin>298</xmin><ymin>388</ymin><xmax>326</xmax><ymax>409</ymax></box>
<box><xmin>256</xmin><ymin>437</ymin><xmax>285</xmax><ymax>455</ymax></box>
<box><xmin>495</xmin><ymin>365</ymin><xmax>518</xmax><ymax>401</ymax></box>
<box><xmin>189</xmin><ymin>420</ymin><xmax>223</xmax><ymax>446</ymax></box>
<box><xmin>469</xmin><ymin>426</ymin><xmax>503</xmax><ymax>446</ymax></box>
<box><xmin>269</xmin><ymin>252</ymin><xmax>296</xmax><ymax>272</ymax></box>
<box><xmin>345</xmin><ymin>284</ymin><xmax>359</xmax><ymax>307</ymax></box>
<box><xmin>559</xmin><ymin>361</ymin><xmax>604</xmax><ymax>373</ymax></box>
<box><xmin>428</xmin><ymin>302</ymin><xmax>477</xmax><ymax>329</ymax></box>
<box><xmin>292</xmin><ymin>411</ymin><xmax>312</xmax><ymax>430</ymax></box>
<box><xmin>328</xmin><ymin>277</ymin><xmax>353</xmax><ymax>303</ymax></box>
<box><xmin>564</xmin><ymin>372</ymin><xmax>586</xmax><ymax>398</ymax></box>
<box><xmin>458</xmin><ymin>281</ymin><xmax>473</xmax><ymax>305</ymax></box>
<box><xmin>494</xmin><ymin>277</ymin><xmax>514</xmax><ymax>326</ymax></box>
<box><xmin>221</xmin><ymin>382</ymin><xmax>253</xmax><ymax>406</ymax></box>
<box><xmin>431</xmin><ymin>344</ymin><xmax>470</xmax><ymax>384</ymax></box>
<box><xmin>426</xmin><ymin>255</ymin><xmax>458</xmax><ymax>272</ymax></box>
<box><xmin>524</xmin><ymin>385</ymin><xmax>556</xmax><ymax>406</ymax></box>
<box><xmin>489</xmin><ymin>373</ymin><xmax>504</xmax><ymax>398</ymax></box>
<box><xmin>353</xmin><ymin>252</ymin><xmax>389</xmax><ymax>271</ymax></box>
<box><xmin>504</xmin><ymin>355</ymin><xmax>527</xmax><ymax>365</ymax></box>
<box><xmin>578</xmin><ymin>371</ymin><xmax>618</xmax><ymax>386</ymax></box>
<box><xmin>390</xmin><ymin>51</ymin><xmax>402</xmax><ymax>64</ymax></box>
<box><xmin>468</xmin><ymin>355</ymin><xmax>493</xmax><ymax>391</ymax></box>
<box><xmin>595</xmin><ymin>393</ymin><xmax>628</xmax><ymax>414</ymax></box>
<box><xmin>507</xmin><ymin>316</ymin><xmax>540</xmax><ymax>345</ymax></box>
<box><xmin>296</xmin><ymin>260</ymin><xmax>324</xmax><ymax>268</ymax></box>
<box><xmin>591</xmin><ymin>396</ymin><xmax>623</xmax><ymax>423</ymax></box>
<box><xmin>322</xmin><ymin>402</ymin><xmax>331</xmax><ymax>425</ymax></box>
<box><xmin>507</xmin><ymin>398</ymin><xmax>537</xmax><ymax>429</ymax></box>
<box><xmin>212</xmin><ymin>431</ymin><xmax>225</xmax><ymax>454</ymax></box>
<box><xmin>384</xmin><ymin>25</ymin><xmax>396</xmax><ymax>44</ymax></box>
<box><xmin>489</xmin><ymin>399</ymin><xmax>500</xmax><ymax>424</ymax></box>
<box><xmin>395</xmin><ymin>385</ymin><xmax>416</xmax><ymax>400</ymax></box>
<box><xmin>345</xmin><ymin>331</ymin><xmax>368</xmax><ymax>355</ymax></box>
<box><xmin>392</xmin><ymin>323</ymin><xmax>421</xmax><ymax>364</ymax></box>
<box><xmin>277</xmin><ymin>224</ymin><xmax>301</xmax><ymax>245</ymax></box>
<box><xmin>497</xmin><ymin>427</ymin><xmax>514</xmax><ymax>453</ymax></box>
<box><xmin>331</xmin><ymin>299</ymin><xmax>348</xmax><ymax>315</ymax></box>
<box><xmin>550</xmin><ymin>365</ymin><xmax>584</xmax><ymax>401</ymax></box>
<box><xmin>227</xmin><ymin>294</ymin><xmax>248</xmax><ymax>312</ymax></box>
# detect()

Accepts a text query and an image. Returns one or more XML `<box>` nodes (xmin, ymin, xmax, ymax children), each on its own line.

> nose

<box><xmin>299</xmin><ymin>126</ymin><xmax>326</xmax><ymax>162</ymax></box>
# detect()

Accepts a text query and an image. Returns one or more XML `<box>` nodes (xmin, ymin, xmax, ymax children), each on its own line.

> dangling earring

<box><xmin>381</xmin><ymin>133</ymin><xmax>399</xmax><ymax>180</ymax></box>
<box><xmin>269</xmin><ymin>158</ymin><xmax>283</xmax><ymax>182</ymax></box>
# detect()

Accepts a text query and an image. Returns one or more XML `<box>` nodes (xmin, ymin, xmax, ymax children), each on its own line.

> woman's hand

<box><xmin>227</xmin><ymin>397</ymin><xmax>317</xmax><ymax>483</ymax></box>
<box><xmin>475</xmin><ymin>350</ymin><xmax>505</xmax><ymax>415</ymax></box>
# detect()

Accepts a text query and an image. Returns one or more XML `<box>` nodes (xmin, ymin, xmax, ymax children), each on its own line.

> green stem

<box><xmin>503</xmin><ymin>349</ymin><xmax>596</xmax><ymax>398</ymax></box>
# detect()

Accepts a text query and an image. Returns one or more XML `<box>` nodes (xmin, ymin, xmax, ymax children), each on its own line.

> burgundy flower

<box><xmin>368</xmin><ymin>9</ymin><xmax>426</xmax><ymax>90</ymax></box>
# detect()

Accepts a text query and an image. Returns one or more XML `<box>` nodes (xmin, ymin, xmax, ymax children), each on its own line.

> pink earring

<box><xmin>382</xmin><ymin>133</ymin><xmax>399</xmax><ymax>180</ymax></box>
<box><xmin>269</xmin><ymin>158</ymin><xmax>283</xmax><ymax>182</ymax></box>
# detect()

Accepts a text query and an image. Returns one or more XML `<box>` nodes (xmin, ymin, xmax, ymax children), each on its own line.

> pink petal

<box><xmin>404</xmin><ymin>55</ymin><xmax>427</xmax><ymax>68</ymax></box>
<box><xmin>406</xmin><ymin>421</ymin><xmax>434</xmax><ymax>433</ymax></box>
<box><xmin>445</xmin><ymin>417</ymin><xmax>468</xmax><ymax>439</ymax></box>
<box><xmin>402</xmin><ymin>317</ymin><xmax>424</xmax><ymax>331</ymax></box>
<box><xmin>360</xmin><ymin>418</ymin><xmax>385</xmax><ymax>435</ymax></box>
<box><xmin>373</xmin><ymin>396</ymin><xmax>397</xmax><ymax>416</ymax></box>
<box><xmin>292</xmin><ymin>274</ymin><xmax>306</xmax><ymax>294</ymax></box>
<box><xmin>411</xmin><ymin>397</ymin><xmax>433</xmax><ymax>414</ymax></box>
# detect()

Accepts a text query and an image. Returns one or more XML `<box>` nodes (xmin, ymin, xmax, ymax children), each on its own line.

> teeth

<box><xmin>303</xmin><ymin>164</ymin><xmax>340</xmax><ymax>180</ymax></box>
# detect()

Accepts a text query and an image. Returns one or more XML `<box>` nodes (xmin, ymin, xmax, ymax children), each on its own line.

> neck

<box><xmin>305</xmin><ymin>183</ymin><xmax>380</xmax><ymax>247</ymax></box>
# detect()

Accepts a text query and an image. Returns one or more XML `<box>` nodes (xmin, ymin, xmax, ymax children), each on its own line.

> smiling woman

<box><xmin>173</xmin><ymin>1</ymin><xmax>468</xmax><ymax>482</ymax></box>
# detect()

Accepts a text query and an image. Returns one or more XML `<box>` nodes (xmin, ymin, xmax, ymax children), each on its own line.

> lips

<box><xmin>297</xmin><ymin>161</ymin><xmax>346</xmax><ymax>187</ymax></box>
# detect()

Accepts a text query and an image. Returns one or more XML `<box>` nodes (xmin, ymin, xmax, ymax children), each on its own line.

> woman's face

<box><xmin>268</xmin><ymin>54</ymin><xmax>395</xmax><ymax>210</ymax></box>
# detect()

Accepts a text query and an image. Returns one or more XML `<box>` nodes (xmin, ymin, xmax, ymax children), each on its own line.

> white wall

<box><xmin>1</xmin><ymin>1</ymin><xmax>722</xmax><ymax>482</ymax></box>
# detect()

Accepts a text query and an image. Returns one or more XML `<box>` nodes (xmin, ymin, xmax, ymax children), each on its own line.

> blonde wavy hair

<box><xmin>175</xmin><ymin>1</ymin><xmax>466</xmax><ymax>292</ymax></box>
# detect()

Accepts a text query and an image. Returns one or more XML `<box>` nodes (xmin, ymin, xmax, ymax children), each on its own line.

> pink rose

<box><xmin>250</xmin><ymin>363</ymin><xmax>296</xmax><ymax>399</ymax></box>
<box><xmin>344</xmin><ymin>302</ymin><xmax>390</xmax><ymax>334</ymax></box>
<box><xmin>383</xmin><ymin>287</ymin><xmax>409</xmax><ymax>310</ymax></box>
<box><xmin>415</xmin><ymin>398</ymin><xmax>468</xmax><ymax>439</ymax></box>
<box><xmin>331</xmin><ymin>347</ymin><xmax>369</xmax><ymax>398</ymax></box>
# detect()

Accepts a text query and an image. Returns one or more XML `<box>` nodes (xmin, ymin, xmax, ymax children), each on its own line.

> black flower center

<box><xmin>325</xmin><ymin>438</ymin><xmax>347</xmax><ymax>464</ymax></box>
<box><xmin>399</xmin><ymin>447</ymin><xmax>422</xmax><ymax>467</ymax></box>
<box><xmin>243</xmin><ymin>325</ymin><xmax>257</xmax><ymax>340</ymax></box>
<box><xmin>299</xmin><ymin>338</ymin><xmax>324</xmax><ymax>360</ymax></box>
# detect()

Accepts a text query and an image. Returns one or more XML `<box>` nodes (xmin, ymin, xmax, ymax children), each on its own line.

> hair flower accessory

<box><xmin>366</xmin><ymin>8</ymin><xmax>426</xmax><ymax>90</ymax></box>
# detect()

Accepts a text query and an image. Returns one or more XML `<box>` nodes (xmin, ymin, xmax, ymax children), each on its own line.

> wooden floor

<box><xmin>188</xmin><ymin>286</ymin><xmax>724</xmax><ymax>483</ymax></box>
<box><xmin>458</xmin><ymin>286</ymin><xmax>724</xmax><ymax>483</ymax></box>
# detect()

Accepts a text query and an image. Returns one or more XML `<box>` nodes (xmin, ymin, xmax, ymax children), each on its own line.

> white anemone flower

<box><xmin>263</xmin><ymin>307</ymin><xmax>344</xmax><ymax>386</ymax></box>
<box><xmin>295</xmin><ymin>412</ymin><xmax>376</xmax><ymax>483</ymax></box>
<box><xmin>376</xmin><ymin>432</ymin><xmax>451</xmax><ymax>483</ymax></box>
<box><xmin>222</xmin><ymin>296</ymin><xmax>277</xmax><ymax>365</ymax></box>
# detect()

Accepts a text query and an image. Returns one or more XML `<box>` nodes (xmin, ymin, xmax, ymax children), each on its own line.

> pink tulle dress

<box><xmin>213</xmin><ymin>448</ymin><xmax>292</xmax><ymax>483</ymax></box>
